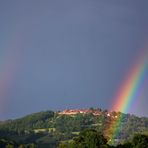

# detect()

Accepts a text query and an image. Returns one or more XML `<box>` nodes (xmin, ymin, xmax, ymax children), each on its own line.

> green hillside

<box><xmin>0</xmin><ymin>109</ymin><xmax>147</xmax><ymax>147</ymax></box>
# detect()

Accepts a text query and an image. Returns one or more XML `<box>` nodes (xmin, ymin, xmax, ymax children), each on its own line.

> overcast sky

<box><xmin>0</xmin><ymin>0</ymin><xmax>148</xmax><ymax>120</ymax></box>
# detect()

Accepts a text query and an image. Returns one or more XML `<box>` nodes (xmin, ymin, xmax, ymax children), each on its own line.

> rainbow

<box><xmin>0</xmin><ymin>28</ymin><xmax>23</xmax><ymax>119</ymax></box>
<box><xmin>107</xmin><ymin>49</ymin><xmax>148</xmax><ymax>144</ymax></box>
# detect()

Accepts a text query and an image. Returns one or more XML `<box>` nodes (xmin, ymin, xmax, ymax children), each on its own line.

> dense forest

<box><xmin>0</xmin><ymin>109</ymin><xmax>147</xmax><ymax>147</ymax></box>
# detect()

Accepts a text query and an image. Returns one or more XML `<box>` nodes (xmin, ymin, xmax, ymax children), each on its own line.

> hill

<box><xmin>0</xmin><ymin>108</ymin><xmax>147</xmax><ymax>147</ymax></box>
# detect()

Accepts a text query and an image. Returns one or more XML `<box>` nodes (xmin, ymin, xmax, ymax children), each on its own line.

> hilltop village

<box><xmin>58</xmin><ymin>108</ymin><xmax>118</xmax><ymax>118</ymax></box>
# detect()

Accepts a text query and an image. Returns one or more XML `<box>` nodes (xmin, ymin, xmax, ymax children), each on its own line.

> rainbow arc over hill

<box><xmin>107</xmin><ymin>49</ymin><xmax>148</xmax><ymax>143</ymax></box>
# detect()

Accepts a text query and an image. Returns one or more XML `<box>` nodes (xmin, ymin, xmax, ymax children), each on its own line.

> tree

<box><xmin>73</xmin><ymin>129</ymin><xmax>107</xmax><ymax>148</ymax></box>
<box><xmin>58</xmin><ymin>129</ymin><xmax>108</xmax><ymax>148</ymax></box>
<box><xmin>116</xmin><ymin>142</ymin><xmax>132</xmax><ymax>148</ymax></box>
<box><xmin>5</xmin><ymin>144</ymin><xmax>14</xmax><ymax>148</ymax></box>
<box><xmin>132</xmin><ymin>134</ymin><xmax>148</xmax><ymax>148</ymax></box>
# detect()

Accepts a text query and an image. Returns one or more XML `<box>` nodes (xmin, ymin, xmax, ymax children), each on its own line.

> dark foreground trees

<box><xmin>132</xmin><ymin>134</ymin><xmax>148</xmax><ymax>148</ymax></box>
<box><xmin>58</xmin><ymin>129</ymin><xmax>109</xmax><ymax>148</ymax></box>
<box><xmin>58</xmin><ymin>130</ymin><xmax>148</xmax><ymax>148</ymax></box>
<box><xmin>0</xmin><ymin>131</ymin><xmax>148</xmax><ymax>148</ymax></box>
<box><xmin>73</xmin><ymin>129</ymin><xmax>107</xmax><ymax>148</ymax></box>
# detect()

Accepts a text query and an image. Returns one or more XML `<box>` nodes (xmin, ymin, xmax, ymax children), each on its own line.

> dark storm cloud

<box><xmin>0</xmin><ymin>0</ymin><xmax>147</xmax><ymax>119</ymax></box>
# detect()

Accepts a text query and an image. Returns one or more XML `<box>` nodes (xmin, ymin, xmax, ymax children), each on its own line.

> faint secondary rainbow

<box><xmin>0</xmin><ymin>28</ymin><xmax>23</xmax><ymax>119</ymax></box>
<box><xmin>107</xmin><ymin>49</ymin><xmax>148</xmax><ymax>143</ymax></box>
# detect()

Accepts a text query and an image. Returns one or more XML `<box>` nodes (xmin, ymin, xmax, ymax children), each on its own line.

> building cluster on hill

<box><xmin>58</xmin><ymin>109</ymin><xmax>118</xmax><ymax>118</ymax></box>
<box><xmin>58</xmin><ymin>109</ymin><xmax>101</xmax><ymax>116</ymax></box>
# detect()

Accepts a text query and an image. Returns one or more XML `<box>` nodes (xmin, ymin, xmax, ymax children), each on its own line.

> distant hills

<box><xmin>0</xmin><ymin>108</ymin><xmax>147</xmax><ymax>147</ymax></box>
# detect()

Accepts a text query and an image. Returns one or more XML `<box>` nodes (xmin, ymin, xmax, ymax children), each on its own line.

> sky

<box><xmin>0</xmin><ymin>0</ymin><xmax>148</xmax><ymax>120</ymax></box>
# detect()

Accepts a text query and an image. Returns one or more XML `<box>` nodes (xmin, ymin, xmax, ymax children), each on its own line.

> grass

<box><xmin>34</xmin><ymin>128</ymin><xmax>56</xmax><ymax>133</ymax></box>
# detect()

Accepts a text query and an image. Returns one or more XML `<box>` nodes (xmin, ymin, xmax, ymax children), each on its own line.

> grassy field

<box><xmin>34</xmin><ymin>128</ymin><xmax>56</xmax><ymax>133</ymax></box>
